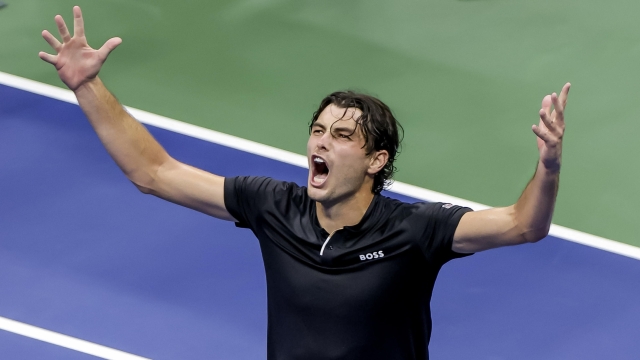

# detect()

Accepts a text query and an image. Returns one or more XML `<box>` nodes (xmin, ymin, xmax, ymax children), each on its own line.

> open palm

<box><xmin>39</xmin><ymin>6</ymin><xmax>121</xmax><ymax>91</ymax></box>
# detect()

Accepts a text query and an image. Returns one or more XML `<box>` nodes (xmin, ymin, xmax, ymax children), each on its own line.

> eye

<box><xmin>338</xmin><ymin>134</ymin><xmax>351</xmax><ymax>140</ymax></box>
<box><xmin>312</xmin><ymin>129</ymin><xmax>323</xmax><ymax>135</ymax></box>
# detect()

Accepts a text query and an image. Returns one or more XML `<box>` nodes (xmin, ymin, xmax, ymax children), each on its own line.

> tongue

<box><xmin>313</xmin><ymin>173</ymin><xmax>328</xmax><ymax>184</ymax></box>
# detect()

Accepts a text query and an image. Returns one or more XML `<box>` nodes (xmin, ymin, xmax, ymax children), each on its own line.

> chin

<box><xmin>307</xmin><ymin>186</ymin><xmax>326</xmax><ymax>202</ymax></box>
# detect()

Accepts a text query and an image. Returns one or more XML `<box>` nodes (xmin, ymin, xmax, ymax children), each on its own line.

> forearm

<box><xmin>453</xmin><ymin>83</ymin><xmax>569</xmax><ymax>252</ymax></box>
<box><xmin>512</xmin><ymin>161</ymin><xmax>560</xmax><ymax>242</ymax></box>
<box><xmin>74</xmin><ymin>77</ymin><xmax>169</xmax><ymax>188</ymax></box>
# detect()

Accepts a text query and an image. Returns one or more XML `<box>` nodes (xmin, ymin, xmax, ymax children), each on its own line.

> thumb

<box><xmin>98</xmin><ymin>37</ymin><xmax>122</xmax><ymax>60</ymax></box>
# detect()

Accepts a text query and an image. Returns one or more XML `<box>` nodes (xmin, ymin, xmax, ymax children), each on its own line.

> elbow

<box><xmin>126</xmin><ymin>167</ymin><xmax>160</xmax><ymax>195</ymax></box>
<box><xmin>519</xmin><ymin>226</ymin><xmax>550</xmax><ymax>244</ymax></box>
<box><xmin>128</xmin><ymin>156</ymin><xmax>178</xmax><ymax>196</ymax></box>
<box><xmin>133</xmin><ymin>181</ymin><xmax>154</xmax><ymax>194</ymax></box>
<box><xmin>510</xmin><ymin>206</ymin><xmax>552</xmax><ymax>244</ymax></box>
<box><xmin>128</xmin><ymin>158</ymin><xmax>173</xmax><ymax>195</ymax></box>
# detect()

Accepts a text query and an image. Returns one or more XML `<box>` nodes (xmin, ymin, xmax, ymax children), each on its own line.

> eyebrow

<box><xmin>311</xmin><ymin>121</ymin><xmax>358</xmax><ymax>135</ymax></box>
<box><xmin>331</xmin><ymin>125</ymin><xmax>356</xmax><ymax>133</ymax></box>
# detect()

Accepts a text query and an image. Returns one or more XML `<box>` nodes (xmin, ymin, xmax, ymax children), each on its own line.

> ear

<box><xmin>367</xmin><ymin>150</ymin><xmax>389</xmax><ymax>175</ymax></box>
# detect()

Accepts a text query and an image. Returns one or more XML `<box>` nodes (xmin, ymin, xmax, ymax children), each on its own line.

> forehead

<box><xmin>314</xmin><ymin>104</ymin><xmax>363</xmax><ymax>128</ymax></box>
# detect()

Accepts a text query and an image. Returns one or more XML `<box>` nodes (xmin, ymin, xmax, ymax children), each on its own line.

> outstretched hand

<box><xmin>39</xmin><ymin>6</ymin><xmax>121</xmax><ymax>91</ymax></box>
<box><xmin>532</xmin><ymin>82</ymin><xmax>571</xmax><ymax>172</ymax></box>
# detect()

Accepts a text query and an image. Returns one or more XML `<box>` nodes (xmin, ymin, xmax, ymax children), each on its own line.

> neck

<box><xmin>316</xmin><ymin>191</ymin><xmax>375</xmax><ymax>234</ymax></box>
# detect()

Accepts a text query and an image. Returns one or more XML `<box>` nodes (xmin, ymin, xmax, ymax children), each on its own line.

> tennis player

<box><xmin>40</xmin><ymin>6</ymin><xmax>570</xmax><ymax>360</ymax></box>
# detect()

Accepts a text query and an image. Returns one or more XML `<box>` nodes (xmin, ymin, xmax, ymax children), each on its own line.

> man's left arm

<box><xmin>452</xmin><ymin>83</ymin><xmax>571</xmax><ymax>253</ymax></box>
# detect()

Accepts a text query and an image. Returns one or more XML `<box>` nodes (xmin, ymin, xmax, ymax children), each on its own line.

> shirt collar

<box><xmin>311</xmin><ymin>194</ymin><xmax>381</xmax><ymax>237</ymax></box>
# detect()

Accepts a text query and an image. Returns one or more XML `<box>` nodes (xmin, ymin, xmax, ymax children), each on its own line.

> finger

<box><xmin>73</xmin><ymin>6</ymin><xmax>85</xmax><ymax>38</ymax></box>
<box><xmin>98</xmin><ymin>37</ymin><xmax>123</xmax><ymax>60</ymax></box>
<box><xmin>38</xmin><ymin>51</ymin><xmax>58</xmax><ymax>65</ymax></box>
<box><xmin>551</xmin><ymin>92</ymin><xmax>564</xmax><ymax>123</ymax></box>
<box><xmin>532</xmin><ymin>124</ymin><xmax>552</xmax><ymax>143</ymax></box>
<box><xmin>558</xmin><ymin>82</ymin><xmax>571</xmax><ymax>108</ymax></box>
<box><xmin>41</xmin><ymin>30</ymin><xmax>62</xmax><ymax>52</ymax></box>
<box><xmin>539</xmin><ymin>94</ymin><xmax>552</xmax><ymax>124</ymax></box>
<box><xmin>539</xmin><ymin>108</ymin><xmax>555</xmax><ymax>130</ymax></box>
<box><xmin>55</xmin><ymin>14</ymin><xmax>72</xmax><ymax>42</ymax></box>
<box><xmin>541</xmin><ymin>94</ymin><xmax>552</xmax><ymax>114</ymax></box>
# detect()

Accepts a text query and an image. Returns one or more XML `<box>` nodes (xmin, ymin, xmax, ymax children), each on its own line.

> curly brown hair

<box><xmin>309</xmin><ymin>91</ymin><xmax>403</xmax><ymax>194</ymax></box>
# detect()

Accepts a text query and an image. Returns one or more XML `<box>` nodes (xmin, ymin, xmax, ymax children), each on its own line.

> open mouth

<box><xmin>311</xmin><ymin>155</ymin><xmax>330</xmax><ymax>186</ymax></box>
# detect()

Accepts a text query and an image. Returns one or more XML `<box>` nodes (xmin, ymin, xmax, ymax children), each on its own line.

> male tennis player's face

<box><xmin>307</xmin><ymin>104</ymin><xmax>381</xmax><ymax>205</ymax></box>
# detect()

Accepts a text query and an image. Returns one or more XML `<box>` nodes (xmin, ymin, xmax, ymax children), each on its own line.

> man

<box><xmin>39</xmin><ymin>6</ymin><xmax>570</xmax><ymax>359</ymax></box>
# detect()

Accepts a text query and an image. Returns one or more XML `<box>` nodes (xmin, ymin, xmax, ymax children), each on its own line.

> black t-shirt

<box><xmin>224</xmin><ymin>176</ymin><xmax>473</xmax><ymax>360</ymax></box>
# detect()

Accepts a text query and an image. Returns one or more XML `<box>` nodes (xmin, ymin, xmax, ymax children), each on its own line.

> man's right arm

<box><xmin>40</xmin><ymin>6</ymin><xmax>235</xmax><ymax>221</ymax></box>
<box><xmin>75</xmin><ymin>78</ymin><xmax>235</xmax><ymax>221</ymax></box>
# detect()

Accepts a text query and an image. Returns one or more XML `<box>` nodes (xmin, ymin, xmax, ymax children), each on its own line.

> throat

<box><xmin>315</xmin><ymin>192</ymin><xmax>374</xmax><ymax>233</ymax></box>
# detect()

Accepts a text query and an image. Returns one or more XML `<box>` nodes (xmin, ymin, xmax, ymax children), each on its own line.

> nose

<box><xmin>316</xmin><ymin>131</ymin><xmax>331</xmax><ymax>151</ymax></box>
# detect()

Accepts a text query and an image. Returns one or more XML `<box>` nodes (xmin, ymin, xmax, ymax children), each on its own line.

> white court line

<box><xmin>0</xmin><ymin>316</ymin><xmax>150</xmax><ymax>360</ymax></box>
<box><xmin>3</xmin><ymin>70</ymin><xmax>640</xmax><ymax>355</ymax></box>
<box><xmin>2</xmin><ymin>71</ymin><xmax>640</xmax><ymax>265</ymax></box>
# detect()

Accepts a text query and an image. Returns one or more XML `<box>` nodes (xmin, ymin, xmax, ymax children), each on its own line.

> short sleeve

<box><xmin>224</xmin><ymin>176</ymin><xmax>304</xmax><ymax>230</ymax></box>
<box><xmin>224</xmin><ymin>176</ymin><xmax>272</xmax><ymax>228</ymax></box>
<box><xmin>417</xmin><ymin>202</ymin><xmax>473</xmax><ymax>266</ymax></box>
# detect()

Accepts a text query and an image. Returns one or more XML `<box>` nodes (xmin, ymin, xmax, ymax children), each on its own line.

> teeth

<box><xmin>314</xmin><ymin>157</ymin><xmax>324</xmax><ymax>163</ymax></box>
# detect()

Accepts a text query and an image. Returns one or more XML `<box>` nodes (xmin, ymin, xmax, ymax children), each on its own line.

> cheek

<box><xmin>334</xmin><ymin>150</ymin><xmax>369</xmax><ymax>175</ymax></box>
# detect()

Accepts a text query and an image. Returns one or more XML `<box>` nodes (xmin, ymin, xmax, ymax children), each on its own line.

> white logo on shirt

<box><xmin>442</xmin><ymin>203</ymin><xmax>454</xmax><ymax>209</ymax></box>
<box><xmin>359</xmin><ymin>251</ymin><xmax>384</xmax><ymax>261</ymax></box>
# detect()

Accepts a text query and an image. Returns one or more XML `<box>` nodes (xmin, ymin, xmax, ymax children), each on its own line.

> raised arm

<box><xmin>39</xmin><ymin>6</ymin><xmax>234</xmax><ymax>221</ymax></box>
<box><xmin>452</xmin><ymin>83</ymin><xmax>571</xmax><ymax>253</ymax></box>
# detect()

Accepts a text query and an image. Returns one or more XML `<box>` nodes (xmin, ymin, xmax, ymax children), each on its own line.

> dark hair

<box><xmin>309</xmin><ymin>91</ymin><xmax>403</xmax><ymax>194</ymax></box>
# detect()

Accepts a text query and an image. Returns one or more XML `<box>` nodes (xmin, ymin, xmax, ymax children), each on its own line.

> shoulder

<box><xmin>224</xmin><ymin>176</ymin><xmax>309</xmax><ymax>209</ymax></box>
<box><xmin>368</xmin><ymin>196</ymin><xmax>452</xmax><ymax>222</ymax></box>
<box><xmin>225</xmin><ymin>176</ymin><xmax>304</xmax><ymax>195</ymax></box>
<box><xmin>224</xmin><ymin>176</ymin><xmax>310</xmax><ymax>228</ymax></box>
<box><xmin>376</xmin><ymin>197</ymin><xmax>466</xmax><ymax>218</ymax></box>
<box><xmin>410</xmin><ymin>201</ymin><xmax>472</xmax><ymax>219</ymax></box>
<box><xmin>375</xmin><ymin>198</ymin><xmax>472</xmax><ymax>238</ymax></box>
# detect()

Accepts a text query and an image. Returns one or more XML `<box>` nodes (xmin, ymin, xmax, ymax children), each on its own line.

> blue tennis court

<box><xmin>2</xmin><ymin>82</ymin><xmax>640</xmax><ymax>359</ymax></box>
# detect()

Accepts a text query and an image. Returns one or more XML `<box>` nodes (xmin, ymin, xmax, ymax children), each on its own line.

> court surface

<box><xmin>2</xmin><ymin>0</ymin><xmax>640</xmax><ymax>245</ymax></box>
<box><xmin>2</xmin><ymin>81</ymin><xmax>640</xmax><ymax>359</ymax></box>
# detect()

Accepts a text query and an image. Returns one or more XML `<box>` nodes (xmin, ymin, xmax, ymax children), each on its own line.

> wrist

<box><xmin>74</xmin><ymin>77</ymin><xmax>101</xmax><ymax>95</ymax></box>
<box><xmin>537</xmin><ymin>159</ymin><xmax>561</xmax><ymax>176</ymax></box>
